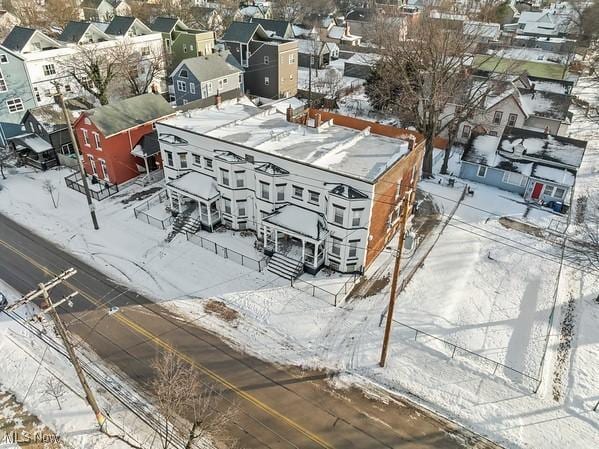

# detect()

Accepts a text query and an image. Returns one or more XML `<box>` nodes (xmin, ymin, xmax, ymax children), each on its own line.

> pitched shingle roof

<box><xmin>150</xmin><ymin>17</ymin><xmax>182</xmax><ymax>33</ymax></box>
<box><xmin>25</xmin><ymin>97</ymin><xmax>92</xmax><ymax>133</ymax></box>
<box><xmin>250</xmin><ymin>18</ymin><xmax>292</xmax><ymax>38</ymax></box>
<box><xmin>173</xmin><ymin>51</ymin><xmax>242</xmax><ymax>83</ymax></box>
<box><xmin>2</xmin><ymin>26</ymin><xmax>36</xmax><ymax>51</ymax></box>
<box><xmin>58</xmin><ymin>21</ymin><xmax>93</xmax><ymax>43</ymax></box>
<box><xmin>221</xmin><ymin>21</ymin><xmax>265</xmax><ymax>43</ymax></box>
<box><xmin>82</xmin><ymin>94</ymin><xmax>174</xmax><ymax>137</ymax></box>
<box><xmin>105</xmin><ymin>16</ymin><xmax>136</xmax><ymax>35</ymax></box>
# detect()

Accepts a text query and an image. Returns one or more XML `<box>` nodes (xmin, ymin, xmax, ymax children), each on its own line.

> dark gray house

<box><xmin>249</xmin><ymin>18</ymin><xmax>295</xmax><ymax>39</ymax></box>
<box><xmin>14</xmin><ymin>97</ymin><xmax>91</xmax><ymax>169</ymax></box>
<box><xmin>170</xmin><ymin>51</ymin><xmax>243</xmax><ymax>106</ymax></box>
<box><xmin>221</xmin><ymin>22</ymin><xmax>298</xmax><ymax>99</ymax></box>
<box><xmin>297</xmin><ymin>39</ymin><xmax>331</xmax><ymax>69</ymax></box>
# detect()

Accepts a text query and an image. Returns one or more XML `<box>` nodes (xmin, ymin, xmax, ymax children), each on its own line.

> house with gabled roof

<box><xmin>239</xmin><ymin>2</ymin><xmax>272</xmax><ymax>20</ymax></box>
<box><xmin>105</xmin><ymin>16</ymin><xmax>153</xmax><ymax>37</ymax></box>
<box><xmin>459</xmin><ymin>127</ymin><xmax>586</xmax><ymax>210</ymax></box>
<box><xmin>80</xmin><ymin>0</ymin><xmax>115</xmax><ymax>22</ymax></box>
<box><xmin>221</xmin><ymin>22</ymin><xmax>297</xmax><ymax>99</ymax></box>
<box><xmin>73</xmin><ymin>93</ymin><xmax>175</xmax><ymax>186</ymax></box>
<box><xmin>150</xmin><ymin>17</ymin><xmax>215</xmax><ymax>68</ymax></box>
<box><xmin>249</xmin><ymin>18</ymin><xmax>294</xmax><ymax>39</ymax></box>
<box><xmin>170</xmin><ymin>50</ymin><xmax>243</xmax><ymax>106</ymax></box>
<box><xmin>16</xmin><ymin>97</ymin><xmax>92</xmax><ymax>168</ymax></box>
<box><xmin>58</xmin><ymin>21</ymin><xmax>112</xmax><ymax>44</ymax></box>
<box><xmin>0</xmin><ymin>18</ymin><xmax>165</xmax><ymax>143</ymax></box>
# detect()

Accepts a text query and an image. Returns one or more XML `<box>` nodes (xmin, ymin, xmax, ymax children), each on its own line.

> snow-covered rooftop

<box><xmin>531</xmin><ymin>164</ymin><xmax>575</xmax><ymax>186</ymax></box>
<box><xmin>167</xmin><ymin>171</ymin><xmax>219</xmax><ymax>200</ymax></box>
<box><xmin>264</xmin><ymin>204</ymin><xmax>326</xmax><ymax>239</ymax></box>
<box><xmin>159</xmin><ymin>98</ymin><xmax>413</xmax><ymax>182</ymax></box>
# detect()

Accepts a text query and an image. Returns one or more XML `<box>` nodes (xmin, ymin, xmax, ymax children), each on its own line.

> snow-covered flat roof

<box><xmin>500</xmin><ymin>131</ymin><xmax>585</xmax><ymax>168</ymax></box>
<box><xmin>160</xmin><ymin>98</ymin><xmax>412</xmax><ymax>182</ymax></box>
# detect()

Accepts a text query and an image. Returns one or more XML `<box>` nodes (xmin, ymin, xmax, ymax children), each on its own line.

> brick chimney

<box><xmin>286</xmin><ymin>104</ymin><xmax>294</xmax><ymax>122</ymax></box>
<box><xmin>315</xmin><ymin>113</ymin><xmax>322</xmax><ymax>127</ymax></box>
<box><xmin>215</xmin><ymin>91</ymin><xmax>222</xmax><ymax>109</ymax></box>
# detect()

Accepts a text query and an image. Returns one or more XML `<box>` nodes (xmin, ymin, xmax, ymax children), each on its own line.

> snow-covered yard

<box><xmin>0</xmin><ymin>281</ymin><xmax>164</xmax><ymax>449</ymax></box>
<box><xmin>1</xmin><ymin>78</ymin><xmax>598</xmax><ymax>449</ymax></box>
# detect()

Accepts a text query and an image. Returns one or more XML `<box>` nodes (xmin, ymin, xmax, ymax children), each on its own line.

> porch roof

<box><xmin>264</xmin><ymin>205</ymin><xmax>326</xmax><ymax>240</ymax></box>
<box><xmin>10</xmin><ymin>133</ymin><xmax>53</xmax><ymax>154</ymax></box>
<box><xmin>167</xmin><ymin>171</ymin><xmax>219</xmax><ymax>201</ymax></box>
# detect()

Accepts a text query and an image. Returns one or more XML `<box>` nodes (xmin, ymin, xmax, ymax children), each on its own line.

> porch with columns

<box><xmin>262</xmin><ymin>225</ymin><xmax>327</xmax><ymax>273</ymax></box>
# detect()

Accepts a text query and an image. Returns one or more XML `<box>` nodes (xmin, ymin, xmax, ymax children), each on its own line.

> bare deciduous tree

<box><xmin>40</xmin><ymin>376</ymin><xmax>66</xmax><ymax>410</ymax></box>
<box><xmin>42</xmin><ymin>179</ymin><xmax>59</xmax><ymax>208</ymax></box>
<box><xmin>151</xmin><ymin>352</ymin><xmax>237</xmax><ymax>449</ymax></box>
<box><xmin>319</xmin><ymin>67</ymin><xmax>343</xmax><ymax>99</ymax></box>
<box><xmin>366</xmin><ymin>9</ymin><xmax>505</xmax><ymax>177</ymax></box>
<box><xmin>0</xmin><ymin>145</ymin><xmax>13</xmax><ymax>180</ymax></box>
<box><xmin>60</xmin><ymin>46</ymin><xmax>119</xmax><ymax>105</ymax></box>
<box><xmin>111</xmin><ymin>43</ymin><xmax>165</xmax><ymax>97</ymax></box>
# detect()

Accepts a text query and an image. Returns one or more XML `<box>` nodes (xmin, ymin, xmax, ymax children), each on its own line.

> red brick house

<box><xmin>73</xmin><ymin>93</ymin><xmax>175</xmax><ymax>185</ymax></box>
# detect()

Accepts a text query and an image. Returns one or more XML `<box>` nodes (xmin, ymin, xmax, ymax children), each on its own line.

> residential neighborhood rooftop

<box><xmin>173</xmin><ymin>51</ymin><xmax>242</xmax><ymax>83</ymax></box>
<box><xmin>80</xmin><ymin>93</ymin><xmax>174</xmax><ymax>137</ymax></box>
<box><xmin>159</xmin><ymin>98</ymin><xmax>414</xmax><ymax>182</ymax></box>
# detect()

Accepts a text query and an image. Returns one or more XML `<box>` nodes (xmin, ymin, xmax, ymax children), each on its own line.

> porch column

<box><xmin>274</xmin><ymin>229</ymin><xmax>278</xmax><ymax>252</ymax></box>
<box><xmin>177</xmin><ymin>194</ymin><xmax>182</xmax><ymax>213</ymax></box>
<box><xmin>207</xmin><ymin>201</ymin><xmax>212</xmax><ymax>226</ymax></box>
<box><xmin>301</xmin><ymin>240</ymin><xmax>305</xmax><ymax>263</ymax></box>
<box><xmin>143</xmin><ymin>156</ymin><xmax>150</xmax><ymax>175</ymax></box>
<box><xmin>313</xmin><ymin>242</ymin><xmax>318</xmax><ymax>269</ymax></box>
<box><xmin>263</xmin><ymin>225</ymin><xmax>268</xmax><ymax>248</ymax></box>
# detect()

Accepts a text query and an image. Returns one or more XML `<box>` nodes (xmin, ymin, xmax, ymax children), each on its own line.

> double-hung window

<box><xmin>237</xmin><ymin>200</ymin><xmax>247</xmax><ymax>216</ymax></box>
<box><xmin>82</xmin><ymin>129</ymin><xmax>90</xmax><ymax>145</ymax></box>
<box><xmin>6</xmin><ymin>97</ymin><xmax>23</xmax><ymax>113</ymax></box>
<box><xmin>260</xmin><ymin>181</ymin><xmax>270</xmax><ymax>200</ymax></box>
<box><xmin>276</xmin><ymin>184</ymin><xmax>285</xmax><ymax>201</ymax></box>
<box><xmin>93</xmin><ymin>132</ymin><xmax>101</xmax><ymax>149</ymax></box>
<box><xmin>308</xmin><ymin>191</ymin><xmax>319</xmax><ymax>204</ymax></box>
<box><xmin>42</xmin><ymin>64</ymin><xmax>56</xmax><ymax>76</ymax></box>
<box><xmin>333</xmin><ymin>205</ymin><xmax>344</xmax><ymax>225</ymax></box>
<box><xmin>351</xmin><ymin>209</ymin><xmax>362</xmax><ymax>227</ymax></box>
<box><xmin>331</xmin><ymin>238</ymin><xmax>341</xmax><ymax>256</ymax></box>
<box><xmin>292</xmin><ymin>185</ymin><xmax>303</xmax><ymax>199</ymax></box>
<box><xmin>179</xmin><ymin>153</ymin><xmax>188</xmax><ymax>169</ymax></box>
<box><xmin>176</xmin><ymin>80</ymin><xmax>187</xmax><ymax>92</ymax></box>
<box><xmin>493</xmin><ymin>111</ymin><xmax>503</xmax><ymax>125</ymax></box>
<box><xmin>220</xmin><ymin>168</ymin><xmax>230</xmax><ymax>186</ymax></box>
<box><xmin>348</xmin><ymin>240</ymin><xmax>358</xmax><ymax>258</ymax></box>
<box><xmin>507</xmin><ymin>113</ymin><xmax>518</xmax><ymax>127</ymax></box>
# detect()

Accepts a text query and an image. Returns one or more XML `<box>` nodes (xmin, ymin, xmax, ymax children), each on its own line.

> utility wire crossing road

<box><xmin>0</xmin><ymin>212</ymin><xmax>494</xmax><ymax>449</ymax></box>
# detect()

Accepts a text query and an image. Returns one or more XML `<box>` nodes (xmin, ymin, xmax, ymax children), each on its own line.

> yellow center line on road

<box><xmin>0</xmin><ymin>238</ymin><xmax>335</xmax><ymax>449</ymax></box>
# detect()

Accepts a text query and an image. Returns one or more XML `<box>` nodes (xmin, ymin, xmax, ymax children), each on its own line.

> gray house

<box><xmin>171</xmin><ymin>51</ymin><xmax>243</xmax><ymax>106</ymax></box>
<box><xmin>18</xmin><ymin>97</ymin><xmax>91</xmax><ymax>167</ymax></box>
<box><xmin>297</xmin><ymin>39</ymin><xmax>331</xmax><ymax>69</ymax></box>
<box><xmin>0</xmin><ymin>45</ymin><xmax>37</xmax><ymax>145</ymax></box>
<box><xmin>221</xmin><ymin>22</ymin><xmax>298</xmax><ymax>99</ymax></box>
<box><xmin>459</xmin><ymin>128</ymin><xmax>586</xmax><ymax>208</ymax></box>
<box><xmin>249</xmin><ymin>18</ymin><xmax>295</xmax><ymax>39</ymax></box>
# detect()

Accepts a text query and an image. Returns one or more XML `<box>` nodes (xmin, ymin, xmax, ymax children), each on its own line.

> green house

<box><xmin>150</xmin><ymin>17</ymin><xmax>215</xmax><ymax>69</ymax></box>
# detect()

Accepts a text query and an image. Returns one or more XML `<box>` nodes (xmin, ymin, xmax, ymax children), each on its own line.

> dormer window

<box><xmin>179</xmin><ymin>69</ymin><xmax>188</xmax><ymax>78</ymax></box>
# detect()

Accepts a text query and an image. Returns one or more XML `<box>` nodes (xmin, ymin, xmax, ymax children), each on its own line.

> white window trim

<box><xmin>502</xmin><ymin>171</ymin><xmax>525</xmax><ymax>186</ymax></box>
<box><xmin>176</xmin><ymin>80</ymin><xmax>187</xmax><ymax>92</ymax></box>
<box><xmin>82</xmin><ymin>129</ymin><xmax>90</xmax><ymax>146</ymax></box>
<box><xmin>92</xmin><ymin>131</ymin><xmax>101</xmax><ymax>150</ymax></box>
<box><xmin>189</xmin><ymin>82</ymin><xmax>195</xmax><ymax>94</ymax></box>
<box><xmin>6</xmin><ymin>97</ymin><xmax>24</xmax><ymax>113</ymax></box>
<box><xmin>476</xmin><ymin>165</ymin><xmax>487</xmax><ymax>178</ymax></box>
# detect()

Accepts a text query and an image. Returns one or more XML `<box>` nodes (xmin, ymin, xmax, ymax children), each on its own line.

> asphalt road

<box><xmin>0</xmin><ymin>212</ymin><xmax>495</xmax><ymax>449</ymax></box>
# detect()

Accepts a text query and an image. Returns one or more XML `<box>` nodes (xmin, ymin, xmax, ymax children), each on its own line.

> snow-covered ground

<box><xmin>297</xmin><ymin>57</ymin><xmax>363</xmax><ymax>95</ymax></box>
<box><xmin>1</xmin><ymin>78</ymin><xmax>598</xmax><ymax>449</ymax></box>
<box><xmin>0</xmin><ymin>280</ymin><xmax>163</xmax><ymax>449</ymax></box>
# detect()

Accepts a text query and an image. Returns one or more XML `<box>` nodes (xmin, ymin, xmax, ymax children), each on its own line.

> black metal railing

<box><xmin>65</xmin><ymin>171</ymin><xmax>119</xmax><ymax>201</ymax></box>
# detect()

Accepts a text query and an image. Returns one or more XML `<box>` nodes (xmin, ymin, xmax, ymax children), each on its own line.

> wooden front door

<box><xmin>531</xmin><ymin>182</ymin><xmax>543</xmax><ymax>199</ymax></box>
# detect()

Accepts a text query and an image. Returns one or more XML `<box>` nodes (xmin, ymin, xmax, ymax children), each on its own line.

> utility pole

<box><xmin>11</xmin><ymin>269</ymin><xmax>106</xmax><ymax>429</ymax></box>
<box><xmin>379</xmin><ymin>190</ymin><xmax>413</xmax><ymax>367</ymax></box>
<box><xmin>308</xmin><ymin>51</ymin><xmax>313</xmax><ymax>109</ymax></box>
<box><xmin>56</xmin><ymin>92</ymin><xmax>99</xmax><ymax>230</ymax></box>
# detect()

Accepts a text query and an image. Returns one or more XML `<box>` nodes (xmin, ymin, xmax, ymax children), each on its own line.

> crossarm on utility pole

<box><xmin>5</xmin><ymin>268</ymin><xmax>77</xmax><ymax>312</ymax></box>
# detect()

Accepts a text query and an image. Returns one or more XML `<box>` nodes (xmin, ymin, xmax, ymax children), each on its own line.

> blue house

<box><xmin>459</xmin><ymin>127</ymin><xmax>586</xmax><ymax>207</ymax></box>
<box><xmin>170</xmin><ymin>50</ymin><xmax>243</xmax><ymax>106</ymax></box>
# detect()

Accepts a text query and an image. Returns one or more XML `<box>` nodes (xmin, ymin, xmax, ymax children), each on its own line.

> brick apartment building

<box><xmin>73</xmin><ymin>93</ymin><xmax>174</xmax><ymax>185</ymax></box>
<box><xmin>155</xmin><ymin>97</ymin><xmax>424</xmax><ymax>275</ymax></box>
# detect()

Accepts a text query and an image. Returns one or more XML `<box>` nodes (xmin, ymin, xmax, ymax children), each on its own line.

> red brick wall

<box><xmin>365</xmin><ymin>140</ymin><xmax>425</xmax><ymax>268</ymax></box>
<box><xmin>74</xmin><ymin>117</ymin><xmax>157</xmax><ymax>185</ymax></box>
